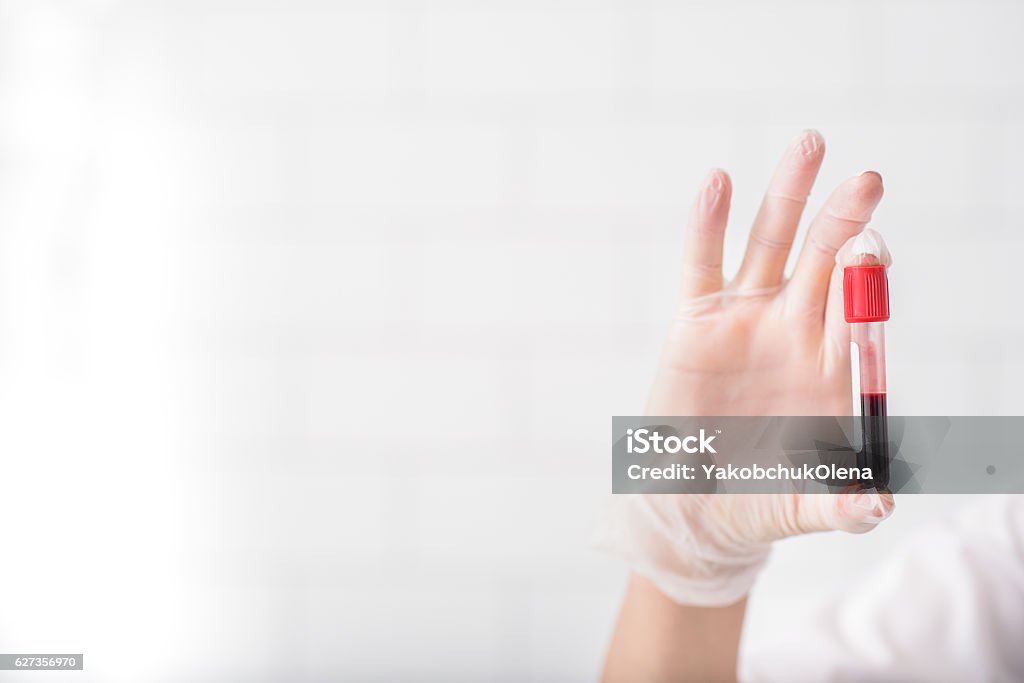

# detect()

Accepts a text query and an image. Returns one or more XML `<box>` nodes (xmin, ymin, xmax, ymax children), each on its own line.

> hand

<box><xmin>650</xmin><ymin>129</ymin><xmax>881</xmax><ymax>417</ymax></box>
<box><xmin>601</xmin><ymin>130</ymin><xmax>895</xmax><ymax>682</ymax></box>
<box><xmin>601</xmin><ymin>131</ymin><xmax>894</xmax><ymax>608</ymax></box>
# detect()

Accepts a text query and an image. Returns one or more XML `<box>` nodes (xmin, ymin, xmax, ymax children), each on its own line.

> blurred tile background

<box><xmin>0</xmin><ymin>1</ymin><xmax>1021</xmax><ymax>681</ymax></box>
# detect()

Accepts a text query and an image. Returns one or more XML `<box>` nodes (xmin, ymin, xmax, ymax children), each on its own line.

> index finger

<box><xmin>785</xmin><ymin>172</ymin><xmax>884</xmax><ymax>317</ymax></box>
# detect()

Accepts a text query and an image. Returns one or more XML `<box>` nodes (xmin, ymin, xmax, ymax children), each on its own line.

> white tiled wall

<box><xmin>0</xmin><ymin>1</ymin><xmax>1022</xmax><ymax>681</ymax></box>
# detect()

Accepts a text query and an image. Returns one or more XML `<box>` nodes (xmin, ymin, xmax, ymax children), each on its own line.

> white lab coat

<box><xmin>742</xmin><ymin>495</ymin><xmax>1024</xmax><ymax>682</ymax></box>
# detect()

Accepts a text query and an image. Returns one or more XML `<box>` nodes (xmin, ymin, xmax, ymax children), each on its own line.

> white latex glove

<box><xmin>597</xmin><ymin>131</ymin><xmax>894</xmax><ymax>606</ymax></box>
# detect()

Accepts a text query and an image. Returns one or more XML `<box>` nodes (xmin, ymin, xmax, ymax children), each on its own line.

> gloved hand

<box><xmin>597</xmin><ymin>131</ymin><xmax>894</xmax><ymax>607</ymax></box>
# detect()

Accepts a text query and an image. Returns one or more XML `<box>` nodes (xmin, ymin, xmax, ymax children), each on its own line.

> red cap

<box><xmin>843</xmin><ymin>265</ymin><xmax>890</xmax><ymax>323</ymax></box>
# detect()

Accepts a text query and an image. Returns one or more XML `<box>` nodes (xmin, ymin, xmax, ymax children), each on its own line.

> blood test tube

<box><xmin>844</xmin><ymin>256</ymin><xmax>890</xmax><ymax>491</ymax></box>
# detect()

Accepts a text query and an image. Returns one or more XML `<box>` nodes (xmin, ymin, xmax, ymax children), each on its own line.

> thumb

<box><xmin>799</xmin><ymin>489</ymin><xmax>895</xmax><ymax>534</ymax></box>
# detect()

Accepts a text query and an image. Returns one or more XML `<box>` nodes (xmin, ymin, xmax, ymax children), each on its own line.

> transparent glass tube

<box><xmin>852</xmin><ymin>321</ymin><xmax>888</xmax><ymax>490</ymax></box>
<box><xmin>853</xmin><ymin>321</ymin><xmax>886</xmax><ymax>396</ymax></box>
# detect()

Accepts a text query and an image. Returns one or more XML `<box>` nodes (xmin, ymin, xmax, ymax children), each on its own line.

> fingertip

<box><xmin>781</xmin><ymin>130</ymin><xmax>825</xmax><ymax>172</ymax></box>
<box><xmin>697</xmin><ymin>168</ymin><xmax>731</xmax><ymax>225</ymax></box>
<box><xmin>851</xmin><ymin>170</ymin><xmax>885</xmax><ymax>201</ymax></box>
<box><xmin>837</xmin><ymin>488</ymin><xmax>895</xmax><ymax>533</ymax></box>
<box><xmin>797</xmin><ymin>129</ymin><xmax>825</xmax><ymax>159</ymax></box>
<box><xmin>825</xmin><ymin>172</ymin><xmax>884</xmax><ymax>225</ymax></box>
<box><xmin>707</xmin><ymin>167</ymin><xmax>731</xmax><ymax>190</ymax></box>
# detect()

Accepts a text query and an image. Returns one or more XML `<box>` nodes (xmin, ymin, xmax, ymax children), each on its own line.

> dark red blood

<box><xmin>859</xmin><ymin>392</ymin><xmax>889</xmax><ymax>490</ymax></box>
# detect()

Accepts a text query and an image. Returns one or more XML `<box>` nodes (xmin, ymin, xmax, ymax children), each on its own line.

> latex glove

<box><xmin>597</xmin><ymin>131</ymin><xmax>894</xmax><ymax>607</ymax></box>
